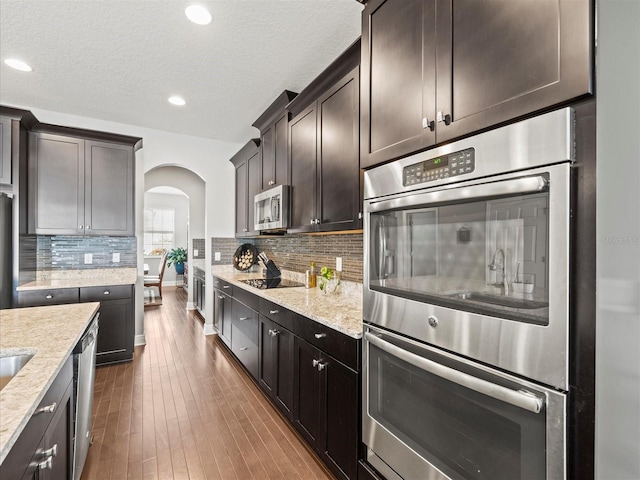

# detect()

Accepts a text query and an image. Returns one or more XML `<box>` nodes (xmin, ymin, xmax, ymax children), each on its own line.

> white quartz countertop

<box><xmin>0</xmin><ymin>303</ymin><xmax>100</xmax><ymax>463</ymax></box>
<box><xmin>211</xmin><ymin>265</ymin><xmax>363</xmax><ymax>339</ymax></box>
<box><xmin>17</xmin><ymin>268</ymin><xmax>137</xmax><ymax>291</ymax></box>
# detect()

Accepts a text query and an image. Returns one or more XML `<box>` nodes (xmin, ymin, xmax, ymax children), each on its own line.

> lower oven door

<box><xmin>362</xmin><ymin>325</ymin><xmax>567</xmax><ymax>480</ymax></box>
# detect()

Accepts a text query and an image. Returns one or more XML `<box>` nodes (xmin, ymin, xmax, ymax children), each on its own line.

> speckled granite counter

<box><xmin>189</xmin><ymin>259</ymin><xmax>206</xmax><ymax>272</ymax></box>
<box><xmin>211</xmin><ymin>265</ymin><xmax>363</xmax><ymax>339</ymax></box>
<box><xmin>0</xmin><ymin>303</ymin><xmax>99</xmax><ymax>463</ymax></box>
<box><xmin>16</xmin><ymin>268</ymin><xmax>137</xmax><ymax>291</ymax></box>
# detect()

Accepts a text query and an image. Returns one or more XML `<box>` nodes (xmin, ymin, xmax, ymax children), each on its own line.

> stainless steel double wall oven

<box><xmin>362</xmin><ymin>108</ymin><xmax>574</xmax><ymax>480</ymax></box>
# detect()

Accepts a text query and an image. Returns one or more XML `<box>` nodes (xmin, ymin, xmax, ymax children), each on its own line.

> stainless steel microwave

<box><xmin>254</xmin><ymin>184</ymin><xmax>290</xmax><ymax>232</ymax></box>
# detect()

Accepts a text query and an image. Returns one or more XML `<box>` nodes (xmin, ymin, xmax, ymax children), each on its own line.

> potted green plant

<box><xmin>167</xmin><ymin>247</ymin><xmax>187</xmax><ymax>274</ymax></box>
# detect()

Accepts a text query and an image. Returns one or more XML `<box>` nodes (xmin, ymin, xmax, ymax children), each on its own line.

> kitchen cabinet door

<box><xmin>288</xmin><ymin>103</ymin><xmax>317</xmax><ymax>233</ymax></box>
<box><xmin>273</xmin><ymin>115</ymin><xmax>289</xmax><ymax>188</ymax></box>
<box><xmin>231</xmin><ymin>139</ymin><xmax>260</xmax><ymax>238</ymax></box>
<box><xmin>39</xmin><ymin>382</ymin><xmax>73</xmax><ymax>480</ymax></box>
<box><xmin>246</xmin><ymin>149</ymin><xmax>261</xmax><ymax>236</ymax></box>
<box><xmin>216</xmin><ymin>291</ymin><xmax>232</xmax><ymax>348</ymax></box>
<box><xmin>29</xmin><ymin>132</ymin><xmax>85</xmax><ymax>235</ymax></box>
<box><xmin>234</xmin><ymin>161</ymin><xmax>248</xmax><ymax>236</ymax></box>
<box><xmin>0</xmin><ymin>116</ymin><xmax>11</xmax><ymax>185</ymax></box>
<box><xmin>293</xmin><ymin>337</ymin><xmax>324</xmax><ymax>445</ymax></box>
<box><xmin>361</xmin><ymin>0</ymin><xmax>436</xmax><ymax>169</ymax></box>
<box><xmin>259</xmin><ymin>316</ymin><xmax>294</xmax><ymax>419</ymax></box>
<box><xmin>84</xmin><ymin>140</ymin><xmax>134</xmax><ymax>235</ymax></box>
<box><xmin>435</xmin><ymin>0</ymin><xmax>592</xmax><ymax>143</ymax></box>
<box><xmin>316</xmin><ymin>66</ymin><xmax>362</xmax><ymax>232</ymax></box>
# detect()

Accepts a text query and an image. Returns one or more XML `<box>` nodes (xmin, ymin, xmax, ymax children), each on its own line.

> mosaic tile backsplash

<box><xmin>37</xmin><ymin>236</ymin><xmax>137</xmax><ymax>270</ymax></box>
<box><xmin>192</xmin><ymin>238</ymin><xmax>205</xmax><ymax>259</ymax></box>
<box><xmin>212</xmin><ymin>234</ymin><xmax>363</xmax><ymax>283</ymax></box>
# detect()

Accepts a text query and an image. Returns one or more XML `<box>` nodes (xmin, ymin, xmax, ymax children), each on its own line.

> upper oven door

<box><xmin>363</xmin><ymin>162</ymin><xmax>571</xmax><ymax>390</ymax></box>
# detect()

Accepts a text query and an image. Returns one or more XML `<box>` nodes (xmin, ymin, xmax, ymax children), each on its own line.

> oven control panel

<box><xmin>403</xmin><ymin>148</ymin><xmax>475</xmax><ymax>186</ymax></box>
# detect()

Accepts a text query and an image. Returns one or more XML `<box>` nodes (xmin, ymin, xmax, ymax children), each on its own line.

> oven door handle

<box><xmin>365</xmin><ymin>332</ymin><xmax>545</xmax><ymax>414</ymax></box>
<box><xmin>368</xmin><ymin>175</ymin><xmax>548</xmax><ymax>212</ymax></box>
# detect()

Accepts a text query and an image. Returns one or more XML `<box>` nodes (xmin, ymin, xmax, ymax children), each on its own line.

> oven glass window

<box><xmin>368</xmin><ymin>190</ymin><xmax>550</xmax><ymax>325</ymax></box>
<box><xmin>368</xmin><ymin>338</ymin><xmax>547</xmax><ymax>479</ymax></box>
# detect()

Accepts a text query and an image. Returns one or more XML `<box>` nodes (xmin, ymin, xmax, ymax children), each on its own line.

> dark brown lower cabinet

<box><xmin>258</xmin><ymin>315</ymin><xmax>294</xmax><ymax>419</ymax></box>
<box><xmin>293</xmin><ymin>337</ymin><xmax>359</xmax><ymax>480</ymax></box>
<box><xmin>1</xmin><ymin>357</ymin><xmax>73</xmax><ymax>480</ymax></box>
<box><xmin>80</xmin><ymin>285</ymin><xmax>134</xmax><ymax>366</ymax></box>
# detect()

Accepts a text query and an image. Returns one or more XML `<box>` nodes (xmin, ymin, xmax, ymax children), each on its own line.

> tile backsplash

<box><xmin>37</xmin><ymin>236</ymin><xmax>137</xmax><ymax>269</ymax></box>
<box><xmin>192</xmin><ymin>238</ymin><xmax>205</xmax><ymax>259</ymax></box>
<box><xmin>211</xmin><ymin>234</ymin><xmax>363</xmax><ymax>283</ymax></box>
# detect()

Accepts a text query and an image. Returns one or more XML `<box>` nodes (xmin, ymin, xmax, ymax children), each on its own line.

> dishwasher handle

<box><xmin>75</xmin><ymin>314</ymin><xmax>100</xmax><ymax>353</ymax></box>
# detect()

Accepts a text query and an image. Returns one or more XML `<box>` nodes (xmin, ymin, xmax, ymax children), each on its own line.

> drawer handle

<box><xmin>103</xmin><ymin>290</ymin><xmax>110</xmax><ymax>295</ymax></box>
<box><xmin>223</xmin><ymin>285</ymin><xmax>230</xmax><ymax>289</ymax></box>
<box><xmin>36</xmin><ymin>402</ymin><xmax>57</xmax><ymax>414</ymax></box>
<box><xmin>269</xmin><ymin>309</ymin><xmax>279</xmax><ymax>314</ymax></box>
<box><xmin>269</xmin><ymin>329</ymin><xmax>279</xmax><ymax>337</ymax></box>
<box><xmin>239</xmin><ymin>316</ymin><xmax>249</xmax><ymax>321</ymax></box>
<box><xmin>218</xmin><ymin>295</ymin><xmax>224</xmax><ymax>300</ymax></box>
<box><xmin>240</xmin><ymin>347</ymin><xmax>248</xmax><ymax>351</ymax></box>
<box><xmin>314</xmin><ymin>333</ymin><xmax>326</xmax><ymax>339</ymax></box>
<box><xmin>45</xmin><ymin>294</ymin><xmax>53</xmax><ymax>299</ymax></box>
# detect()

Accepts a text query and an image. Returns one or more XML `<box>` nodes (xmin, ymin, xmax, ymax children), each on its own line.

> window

<box><xmin>144</xmin><ymin>207</ymin><xmax>174</xmax><ymax>255</ymax></box>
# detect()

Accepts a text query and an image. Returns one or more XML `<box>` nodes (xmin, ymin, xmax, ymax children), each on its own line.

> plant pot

<box><xmin>174</xmin><ymin>262</ymin><xmax>185</xmax><ymax>275</ymax></box>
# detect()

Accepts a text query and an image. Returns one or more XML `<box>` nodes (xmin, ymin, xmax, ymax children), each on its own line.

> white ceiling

<box><xmin>0</xmin><ymin>0</ymin><xmax>363</xmax><ymax>144</ymax></box>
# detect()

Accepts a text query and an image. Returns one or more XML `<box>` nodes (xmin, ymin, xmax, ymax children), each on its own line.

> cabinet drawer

<box><xmin>259</xmin><ymin>298</ymin><xmax>295</xmax><ymax>332</ymax></box>
<box><xmin>18</xmin><ymin>288</ymin><xmax>79</xmax><ymax>307</ymax></box>
<box><xmin>296</xmin><ymin>315</ymin><xmax>359</xmax><ymax>371</ymax></box>
<box><xmin>232</xmin><ymin>300</ymin><xmax>259</xmax><ymax>344</ymax></box>
<box><xmin>233</xmin><ymin>285</ymin><xmax>259</xmax><ymax>311</ymax></box>
<box><xmin>231</xmin><ymin>322</ymin><xmax>259</xmax><ymax>380</ymax></box>
<box><xmin>212</xmin><ymin>276</ymin><xmax>233</xmax><ymax>295</ymax></box>
<box><xmin>80</xmin><ymin>284</ymin><xmax>132</xmax><ymax>302</ymax></box>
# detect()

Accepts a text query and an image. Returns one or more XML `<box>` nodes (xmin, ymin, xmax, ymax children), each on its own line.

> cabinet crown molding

<box><xmin>252</xmin><ymin>90</ymin><xmax>299</xmax><ymax>131</ymax></box>
<box><xmin>229</xmin><ymin>138</ymin><xmax>260</xmax><ymax>167</ymax></box>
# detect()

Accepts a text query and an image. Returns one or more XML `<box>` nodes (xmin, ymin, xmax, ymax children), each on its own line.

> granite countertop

<box><xmin>0</xmin><ymin>303</ymin><xmax>100</xmax><ymax>464</ymax></box>
<box><xmin>189</xmin><ymin>259</ymin><xmax>206</xmax><ymax>272</ymax></box>
<box><xmin>211</xmin><ymin>265</ymin><xmax>363</xmax><ymax>339</ymax></box>
<box><xmin>17</xmin><ymin>268</ymin><xmax>137</xmax><ymax>291</ymax></box>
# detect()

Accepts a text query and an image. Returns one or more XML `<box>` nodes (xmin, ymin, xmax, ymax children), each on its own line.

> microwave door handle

<box><xmin>365</xmin><ymin>332</ymin><xmax>545</xmax><ymax>414</ymax></box>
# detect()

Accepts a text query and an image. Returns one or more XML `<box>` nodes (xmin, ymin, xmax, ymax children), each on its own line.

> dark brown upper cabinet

<box><xmin>361</xmin><ymin>0</ymin><xmax>593</xmax><ymax>168</ymax></box>
<box><xmin>252</xmin><ymin>90</ymin><xmax>298</xmax><ymax>190</ymax></box>
<box><xmin>28</xmin><ymin>125</ymin><xmax>140</xmax><ymax>236</ymax></box>
<box><xmin>230</xmin><ymin>139</ymin><xmax>261</xmax><ymax>237</ymax></box>
<box><xmin>288</xmin><ymin>39</ymin><xmax>362</xmax><ymax>234</ymax></box>
<box><xmin>0</xmin><ymin>107</ymin><xmax>37</xmax><ymax>188</ymax></box>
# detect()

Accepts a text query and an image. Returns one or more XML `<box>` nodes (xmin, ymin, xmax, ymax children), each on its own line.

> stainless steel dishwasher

<box><xmin>73</xmin><ymin>314</ymin><xmax>99</xmax><ymax>480</ymax></box>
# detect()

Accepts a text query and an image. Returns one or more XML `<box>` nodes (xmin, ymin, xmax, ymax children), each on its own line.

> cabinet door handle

<box><xmin>45</xmin><ymin>294</ymin><xmax>53</xmax><ymax>299</ymax></box>
<box><xmin>38</xmin><ymin>456</ymin><xmax>53</xmax><ymax>470</ymax></box>
<box><xmin>36</xmin><ymin>402</ymin><xmax>57</xmax><ymax>414</ymax></box>
<box><xmin>314</xmin><ymin>333</ymin><xmax>326</xmax><ymax>339</ymax></box>
<box><xmin>269</xmin><ymin>309</ymin><xmax>279</xmax><ymax>314</ymax></box>
<box><xmin>269</xmin><ymin>329</ymin><xmax>279</xmax><ymax>337</ymax></box>
<box><xmin>240</xmin><ymin>347</ymin><xmax>248</xmax><ymax>351</ymax></box>
<box><xmin>86</xmin><ymin>225</ymin><xmax>91</xmax><ymax>230</ymax></box>
<box><xmin>310</xmin><ymin>219</ymin><xmax>315</xmax><ymax>225</ymax></box>
<box><xmin>317</xmin><ymin>362</ymin><xmax>327</xmax><ymax>372</ymax></box>
<box><xmin>315</xmin><ymin>218</ymin><xmax>320</xmax><ymax>224</ymax></box>
<box><xmin>79</xmin><ymin>225</ymin><xmax>84</xmax><ymax>230</ymax></box>
<box><xmin>422</xmin><ymin>117</ymin><xmax>435</xmax><ymax>131</ymax></box>
<box><xmin>358</xmin><ymin>212</ymin><xmax>363</xmax><ymax>220</ymax></box>
<box><xmin>38</xmin><ymin>444</ymin><xmax>57</xmax><ymax>459</ymax></box>
<box><xmin>312</xmin><ymin>359</ymin><xmax>320</xmax><ymax>368</ymax></box>
<box><xmin>239</xmin><ymin>316</ymin><xmax>249</xmax><ymax>321</ymax></box>
<box><xmin>437</xmin><ymin>111</ymin><xmax>452</xmax><ymax>126</ymax></box>
<box><xmin>218</xmin><ymin>295</ymin><xmax>224</xmax><ymax>299</ymax></box>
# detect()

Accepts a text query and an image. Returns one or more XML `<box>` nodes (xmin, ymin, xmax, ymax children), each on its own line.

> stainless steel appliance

<box><xmin>362</xmin><ymin>108</ymin><xmax>573</xmax><ymax>480</ymax></box>
<box><xmin>0</xmin><ymin>193</ymin><xmax>12</xmax><ymax>310</ymax></box>
<box><xmin>254</xmin><ymin>184</ymin><xmax>290</xmax><ymax>232</ymax></box>
<box><xmin>73</xmin><ymin>314</ymin><xmax>99</xmax><ymax>480</ymax></box>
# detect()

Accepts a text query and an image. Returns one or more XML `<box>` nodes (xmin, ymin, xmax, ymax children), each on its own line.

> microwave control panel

<box><xmin>403</xmin><ymin>148</ymin><xmax>475</xmax><ymax>186</ymax></box>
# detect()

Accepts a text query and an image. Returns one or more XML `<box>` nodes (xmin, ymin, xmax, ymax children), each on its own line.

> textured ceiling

<box><xmin>0</xmin><ymin>0</ymin><xmax>363</xmax><ymax>143</ymax></box>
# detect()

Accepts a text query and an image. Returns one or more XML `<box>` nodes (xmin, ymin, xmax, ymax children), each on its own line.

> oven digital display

<box><xmin>403</xmin><ymin>148</ymin><xmax>475</xmax><ymax>186</ymax></box>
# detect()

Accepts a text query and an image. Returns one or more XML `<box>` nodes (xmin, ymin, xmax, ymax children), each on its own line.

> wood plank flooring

<box><xmin>81</xmin><ymin>288</ymin><xmax>334</xmax><ymax>480</ymax></box>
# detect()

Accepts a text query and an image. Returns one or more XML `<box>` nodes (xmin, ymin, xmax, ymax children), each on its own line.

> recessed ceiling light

<box><xmin>4</xmin><ymin>58</ymin><xmax>32</xmax><ymax>72</ymax></box>
<box><xmin>185</xmin><ymin>5</ymin><xmax>212</xmax><ymax>25</ymax></box>
<box><xmin>168</xmin><ymin>96</ymin><xmax>186</xmax><ymax>106</ymax></box>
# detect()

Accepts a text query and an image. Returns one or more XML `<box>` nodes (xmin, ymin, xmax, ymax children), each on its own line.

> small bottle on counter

<box><xmin>305</xmin><ymin>261</ymin><xmax>317</xmax><ymax>288</ymax></box>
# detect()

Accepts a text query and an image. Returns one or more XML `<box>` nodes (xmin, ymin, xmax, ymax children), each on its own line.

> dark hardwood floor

<box><xmin>81</xmin><ymin>287</ymin><xmax>334</xmax><ymax>480</ymax></box>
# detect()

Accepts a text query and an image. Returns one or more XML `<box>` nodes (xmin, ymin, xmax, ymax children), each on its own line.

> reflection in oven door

<box><xmin>363</xmin><ymin>326</ymin><xmax>567</xmax><ymax>480</ymax></box>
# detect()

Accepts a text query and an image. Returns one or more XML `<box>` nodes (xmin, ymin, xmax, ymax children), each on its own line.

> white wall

<box><xmin>595</xmin><ymin>0</ymin><xmax>640</xmax><ymax>478</ymax></box>
<box><xmin>27</xmin><ymin>108</ymin><xmax>244</xmax><ymax>342</ymax></box>
<box><xmin>144</xmin><ymin>191</ymin><xmax>189</xmax><ymax>286</ymax></box>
